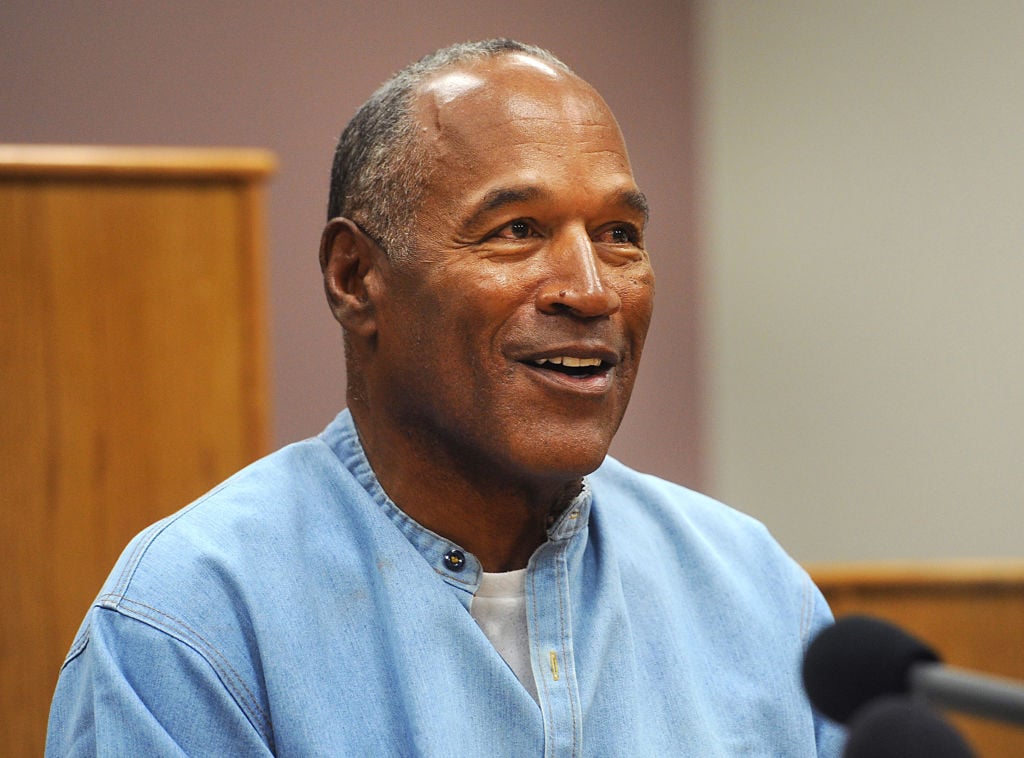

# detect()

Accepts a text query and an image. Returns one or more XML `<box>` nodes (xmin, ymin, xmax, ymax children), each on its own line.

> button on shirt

<box><xmin>47</xmin><ymin>409</ymin><xmax>846</xmax><ymax>756</ymax></box>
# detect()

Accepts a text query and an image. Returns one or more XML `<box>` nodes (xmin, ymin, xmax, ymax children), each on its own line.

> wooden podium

<box><xmin>0</xmin><ymin>145</ymin><xmax>275</xmax><ymax>755</ymax></box>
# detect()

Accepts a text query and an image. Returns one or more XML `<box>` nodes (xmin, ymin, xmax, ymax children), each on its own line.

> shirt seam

<box><xmin>798</xmin><ymin>571</ymin><xmax>815</xmax><ymax>646</ymax></box>
<box><xmin>108</xmin><ymin>485</ymin><xmax>232</xmax><ymax>600</ymax></box>
<box><xmin>103</xmin><ymin>596</ymin><xmax>273</xmax><ymax>745</ymax></box>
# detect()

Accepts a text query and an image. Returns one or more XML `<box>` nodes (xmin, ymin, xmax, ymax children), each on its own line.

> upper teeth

<box><xmin>533</xmin><ymin>356</ymin><xmax>603</xmax><ymax>367</ymax></box>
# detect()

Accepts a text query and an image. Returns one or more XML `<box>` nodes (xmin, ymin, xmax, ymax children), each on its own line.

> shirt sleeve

<box><xmin>46</xmin><ymin>607</ymin><xmax>273</xmax><ymax>757</ymax></box>
<box><xmin>805</xmin><ymin>580</ymin><xmax>848</xmax><ymax>758</ymax></box>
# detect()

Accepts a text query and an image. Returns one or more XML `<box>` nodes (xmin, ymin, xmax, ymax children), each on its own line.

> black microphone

<box><xmin>842</xmin><ymin>696</ymin><xmax>976</xmax><ymax>758</ymax></box>
<box><xmin>803</xmin><ymin>615</ymin><xmax>1024</xmax><ymax>726</ymax></box>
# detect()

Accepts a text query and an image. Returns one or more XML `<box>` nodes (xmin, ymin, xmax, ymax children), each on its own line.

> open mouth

<box><xmin>527</xmin><ymin>356</ymin><xmax>612</xmax><ymax>379</ymax></box>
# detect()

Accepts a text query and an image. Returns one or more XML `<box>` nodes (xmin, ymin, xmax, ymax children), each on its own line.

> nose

<box><xmin>536</xmin><ymin>230</ymin><xmax>621</xmax><ymax>318</ymax></box>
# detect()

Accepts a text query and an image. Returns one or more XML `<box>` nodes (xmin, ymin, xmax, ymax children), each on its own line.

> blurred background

<box><xmin>4</xmin><ymin>0</ymin><xmax>1021</xmax><ymax>565</ymax></box>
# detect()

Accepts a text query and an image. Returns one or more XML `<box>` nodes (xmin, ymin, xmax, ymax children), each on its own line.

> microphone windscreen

<box><xmin>803</xmin><ymin>615</ymin><xmax>940</xmax><ymax>724</ymax></box>
<box><xmin>842</xmin><ymin>696</ymin><xmax>975</xmax><ymax>758</ymax></box>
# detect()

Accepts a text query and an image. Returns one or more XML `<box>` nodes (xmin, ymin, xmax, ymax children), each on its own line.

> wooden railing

<box><xmin>808</xmin><ymin>560</ymin><xmax>1024</xmax><ymax>756</ymax></box>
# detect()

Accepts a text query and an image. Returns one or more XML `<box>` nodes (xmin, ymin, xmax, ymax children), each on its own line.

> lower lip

<box><xmin>520</xmin><ymin>363</ymin><xmax>615</xmax><ymax>395</ymax></box>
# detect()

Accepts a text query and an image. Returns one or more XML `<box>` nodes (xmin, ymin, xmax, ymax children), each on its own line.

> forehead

<box><xmin>410</xmin><ymin>55</ymin><xmax>637</xmax><ymax>215</ymax></box>
<box><xmin>414</xmin><ymin>54</ymin><xmax>630</xmax><ymax>166</ymax></box>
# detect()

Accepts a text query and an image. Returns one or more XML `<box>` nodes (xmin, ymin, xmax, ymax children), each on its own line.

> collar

<box><xmin>321</xmin><ymin>409</ymin><xmax>593</xmax><ymax>599</ymax></box>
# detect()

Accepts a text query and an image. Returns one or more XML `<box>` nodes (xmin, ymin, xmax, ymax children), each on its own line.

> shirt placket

<box><xmin>527</xmin><ymin>498</ymin><xmax>589</xmax><ymax>758</ymax></box>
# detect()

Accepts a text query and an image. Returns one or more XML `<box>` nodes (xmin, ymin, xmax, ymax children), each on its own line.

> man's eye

<box><xmin>510</xmin><ymin>220</ymin><xmax>531</xmax><ymax>239</ymax></box>
<box><xmin>601</xmin><ymin>225</ymin><xmax>640</xmax><ymax>245</ymax></box>
<box><xmin>494</xmin><ymin>220</ymin><xmax>534</xmax><ymax>240</ymax></box>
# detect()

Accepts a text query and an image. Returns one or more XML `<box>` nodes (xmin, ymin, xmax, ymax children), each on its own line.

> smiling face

<box><xmin>355</xmin><ymin>53</ymin><xmax>655</xmax><ymax>498</ymax></box>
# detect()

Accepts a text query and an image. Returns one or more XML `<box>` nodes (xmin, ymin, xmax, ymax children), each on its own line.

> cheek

<box><xmin>439</xmin><ymin>265</ymin><xmax>530</xmax><ymax>324</ymax></box>
<box><xmin>482</xmin><ymin>266</ymin><xmax>526</xmax><ymax>292</ymax></box>
<box><xmin>618</xmin><ymin>267</ymin><xmax>656</xmax><ymax>333</ymax></box>
<box><xmin>435</xmin><ymin>285</ymin><xmax>511</xmax><ymax>369</ymax></box>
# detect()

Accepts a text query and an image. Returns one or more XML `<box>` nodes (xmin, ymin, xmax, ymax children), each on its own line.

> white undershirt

<box><xmin>469</xmin><ymin>568</ymin><xmax>539</xmax><ymax>702</ymax></box>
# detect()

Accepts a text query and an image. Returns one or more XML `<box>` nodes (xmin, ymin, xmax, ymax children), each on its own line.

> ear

<box><xmin>319</xmin><ymin>217</ymin><xmax>384</xmax><ymax>338</ymax></box>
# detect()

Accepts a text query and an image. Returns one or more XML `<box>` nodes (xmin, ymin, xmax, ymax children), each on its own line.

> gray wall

<box><xmin>702</xmin><ymin>1</ymin><xmax>1024</xmax><ymax>561</ymax></box>
<box><xmin>3</xmin><ymin>1</ymin><xmax>704</xmax><ymax>487</ymax></box>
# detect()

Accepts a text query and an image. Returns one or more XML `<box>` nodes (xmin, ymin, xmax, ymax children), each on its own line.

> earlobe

<box><xmin>319</xmin><ymin>217</ymin><xmax>381</xmax><ymax>338</ymax></box>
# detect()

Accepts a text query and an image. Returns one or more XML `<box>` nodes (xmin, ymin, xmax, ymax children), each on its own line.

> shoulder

<box><xmin>110</xmin><ymin>435</ymin><xmax>347</xmax><ymax>587</ymax></box>
<box><xmin>589</xmin><ymin>456</ymin><xmax>782</xmax><ymax>555</ymax></box>
<box><xmin>587</xmin><ymin>459</ymin><xmax>843</xmax><ymax>754</ymax></box>
<box><xmin>73</xmin><ymin>430</ymin><xmax>377</xmax><ymax>655</ymax></box>
<box><xmin>587</xmin><ymin>456</ymin><xmax>826</xmax><ymax>638</ymax></box>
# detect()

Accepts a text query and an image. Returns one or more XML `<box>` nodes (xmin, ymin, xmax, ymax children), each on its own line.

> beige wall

<box><xmin>2</xmin><ymin>1</ymin><xmax>705</xmax><ymax>487</ymax></box>
<box><xmin>701</xmin><ymin>1</ymin><xmax>1024</xmax><ymax>561</ymax></box>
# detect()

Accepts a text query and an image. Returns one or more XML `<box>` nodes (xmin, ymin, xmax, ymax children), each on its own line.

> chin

<box><xmin>508</xmin><ymin>426</ymin><xmax>615</xmax><ymax>483</ymax></box>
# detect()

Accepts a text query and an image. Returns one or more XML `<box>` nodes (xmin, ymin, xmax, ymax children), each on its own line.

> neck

<box><xmin>349</xmin><ymin>404</ymin><xmax>582</xmax><ymax>572</ymax></box>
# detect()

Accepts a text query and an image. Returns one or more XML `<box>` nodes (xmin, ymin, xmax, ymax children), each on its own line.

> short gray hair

<box><xmin>327</xmin><ymin>39</ymin><xmax>572</xmax><ymax>259</ymax></box>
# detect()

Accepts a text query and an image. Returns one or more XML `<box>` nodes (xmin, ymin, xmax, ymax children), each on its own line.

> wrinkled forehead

<box><xmin>413</xmin><ymin>54</ymin><xmax>625</xmax><ymax>151</ymax></box>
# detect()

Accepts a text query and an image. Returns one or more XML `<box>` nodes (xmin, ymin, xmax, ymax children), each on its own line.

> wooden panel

<box><xmin>0</xmin><ymin>144</ymin><xmax>276</xmax><ymax>179</ymax></box>
<box><xmin>0</xmin><ymin>145</ymin><xmax>274</xmax><ymax>756</ymax></box>
<box><xmin>809</xmin><ymin>561</ymin><xmax>1024</xmax><ymax>756</ymax></box>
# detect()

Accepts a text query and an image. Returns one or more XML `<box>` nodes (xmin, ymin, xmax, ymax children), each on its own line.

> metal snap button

<box><xmin>443</xmin><ymin>548</ymin><xmax>466</xmax><ymax>572</ymax></box>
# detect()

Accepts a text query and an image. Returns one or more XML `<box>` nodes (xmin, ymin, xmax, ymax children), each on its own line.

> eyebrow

<box><xmin>463</xmin><ymin>186</ymin><xmax>544</xmax><ymax>230</ymax></box>
<box><xmin>463</xmin><ymin>184</ymin><xmax>650</xmax><ymax>231</ymax></box>
<box><xmin>619</xmin><ymin>188</ymin><xmax>650</xmax><ymax>223</ymax></box>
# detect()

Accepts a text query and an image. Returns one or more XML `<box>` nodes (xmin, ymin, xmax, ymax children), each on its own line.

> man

<box><xmin>48</xmin><ymin>40</ymin><xmax>845</xmax><ymax>756</ymax></box>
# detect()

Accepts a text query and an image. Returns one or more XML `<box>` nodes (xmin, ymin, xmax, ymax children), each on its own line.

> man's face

<box><xmin>366</xmin><ymin>55</ymin><xmax>655</xmax><ymax>492</ymax></box>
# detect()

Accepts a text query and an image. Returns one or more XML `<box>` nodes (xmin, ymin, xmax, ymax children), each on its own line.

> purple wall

<box><xmin>2</xmin><ymin>0</ymin><xmax>704</xmax><ymax>488</ymax></box>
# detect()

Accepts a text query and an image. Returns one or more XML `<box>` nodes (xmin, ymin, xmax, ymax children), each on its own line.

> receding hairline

<box><xmin>327</xmin><ymin>40</ymin><xmax>575</xmax><ymax>219</ymax></box>
<box><xmin>406</xmin><ymin>52</ymin><xmax>629</xmax><ymax>168</ymax></box>
<box><xmin>327</xmin><ymin>40</ymin><xmax>595</xmax><ymax>263</ymax></box>
<box><xmin>409</xmin><ymin>50</ymin><xmax>603</xmax><ymax>126</ymax></box>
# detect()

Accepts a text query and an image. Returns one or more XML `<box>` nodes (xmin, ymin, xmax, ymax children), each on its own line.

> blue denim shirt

<box><xmin>48</xmin><ymin>409</ymin><xmax>845</xmax><ymax>756</ymax></box>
